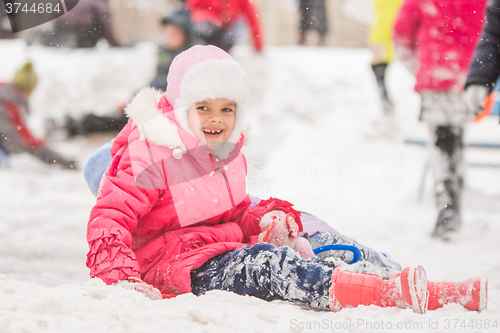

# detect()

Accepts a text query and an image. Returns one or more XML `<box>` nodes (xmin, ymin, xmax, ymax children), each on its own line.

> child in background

<box><xmin>185</xmin><ymin>0</ymin><xmax>263</xmax><ymax>52</ymax></box>
<box><xmin>368</xmin><ymin>0</ymin><xmax>403</xmax><ymax>116</ymax></box>
<box><xmin>298</xmin><ymin>0</ymin><xmax>329</xmax><ymax>46</ymax></box>
<box><xmin>56</xmin><ymin>9</ymin><xmax>201</xmax><ymax>137</ymax></box>
<box><xmin>0</xmin><ymin>62</ymin><xmax>76</xmax><ymax>169</ymax></box>
<box><xmin>149</xmin><ymin>8</ymin><xmax>201</xmax><ymax>91</ymax></box>
<box><xmin>393</xmin><ymin>0</ymin><xmax>488</xmax><ymax>239</ymax></box>
<box><xmin>85</xmin><ymin>45</ymin><xmax>487</xmax><ymax>313</ymax></box>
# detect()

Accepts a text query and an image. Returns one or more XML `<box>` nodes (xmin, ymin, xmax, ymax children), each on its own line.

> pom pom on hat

<box><xmin>13</xmin><ymin>61</ymin><xmax>38</xmax><ymax>95</ymax></box>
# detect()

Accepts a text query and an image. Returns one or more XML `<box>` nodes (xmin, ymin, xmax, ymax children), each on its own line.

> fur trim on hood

<box><xmin>124</xmin><ymin>88</ymin><xmax>185</xmax><ymax>150</ymax></box>
<box><xmin>124</xmin><ymin>45</ymin><xmax>248</xmax><ymax>157</ymax></box>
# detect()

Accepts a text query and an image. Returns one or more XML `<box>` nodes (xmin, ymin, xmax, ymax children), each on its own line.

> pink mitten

<box><xmin>115</xmin><ymin>277</ymin><xmax>163</xmax><ymax>300</ymax></box>
<box><xmin>258</xmin><ymin>210</ymin><xmax>297</xmax><ymax>247</ymax></box>
<box><xmin>258</xmin><ymin>210</ymin><xmax>314</xmax><ymax>259</ymax></box>
<box><xmin>291</xmin><ymin>236</ymin><xmax>315</xmax><ymax>259</ymax></box>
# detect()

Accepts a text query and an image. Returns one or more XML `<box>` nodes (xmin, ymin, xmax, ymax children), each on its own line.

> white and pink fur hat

<box><xmin>125</xmin><ymin>45</ymin><xmax>249</xmax><ymax>158</ymax></box>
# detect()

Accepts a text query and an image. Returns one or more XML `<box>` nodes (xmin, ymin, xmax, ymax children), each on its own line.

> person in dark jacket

<box><xmin>298</xmin><ymin>0</ymin><xmax>329</xmax><ymax>46</ymax></box>
<box><xmin>38</xmin><ymin>0</ymin><xmax>121</xmax><ymax>48</ymax></box>
<box><xmin>465</xmin><ymin>0</ymin><xmax>500</xmax><ymax>120</ymax></box>
<box><xmin>52</xmin><ymin>9</ymin><xmax>202</xmax><ymax>137</ymax></box>
<box><xmin>149</xmin><ymin>8</ymin><xmax>200</xmax><ymax>91</ymax></box>
<box><xmin>0</xmin><ymin>62</ymin><xmax>76</xmax><ymax>169</ymax></box>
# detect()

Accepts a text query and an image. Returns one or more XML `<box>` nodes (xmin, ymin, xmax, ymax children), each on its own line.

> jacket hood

<box><xmin>161</xmin><ymin>8</ymin><xmax>195</xmax><ymax>40</ymax></box>
<box><xmin>123</xmin><ymin>45</ymin><xmax>248</xmax><ymax>159</ymax></box>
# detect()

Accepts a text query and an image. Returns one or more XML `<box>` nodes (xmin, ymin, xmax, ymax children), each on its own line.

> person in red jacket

<box><xmin>86</xmin><ymin>45</ymin><xmax>486</xmax><ymax>313</ymax></box>
<box><xmin>393</xmin><ymin>0</ymin><xmax>488</xmax><ymax>239</ymax></box>
<box><xmin>0</xmin><ymin>62</ymin><xmax>76</xmax><ymax>169</ymax></box>
<box><xmin>185</xmin><ymin>0</ymin><xmax>263</xmax><ymax>52</ymax></box>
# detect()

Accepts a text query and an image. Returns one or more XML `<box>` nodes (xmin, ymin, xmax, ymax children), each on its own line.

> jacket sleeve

<box><xmin>393</xmin><ymin>0</ymin><xmax>420</xmax><ymax>72</ymax></box>
<box><xmin>86</xmin><ymin>153</ymin><xmax>163</xmax><ymax>284</ymax></box>
<box><xmin>243</xmin><ymin>0</ymin><xmax>263</xmax><ymax>51</ymax></box>
<box><xmin>466</xmin><ymin>0</ymin><xmax>500</xmax><ymax>89</ymax></box>
<box><xmin>0</xmin><ymin>101</ymin><xmax>44</xmax><ymax>152</ymax></box>
<box><xmin>233</xmin><ymin>197</ymin><xmax>303</xmax><ymax>243</ymax></box>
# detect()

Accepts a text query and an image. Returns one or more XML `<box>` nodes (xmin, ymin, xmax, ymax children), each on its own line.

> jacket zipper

<box><xmin>210</xmin><ymin>155</ymin><xmax>236</xmax><ymax>208</ymax></box>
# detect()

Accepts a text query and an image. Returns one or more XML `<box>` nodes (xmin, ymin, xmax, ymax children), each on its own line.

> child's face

<box><xmin>162</xmin><ymin>24</ymin><xmax>187</xmax><ymax>50</ymax></box>
<box><xmin>188</xmin><ymin>98</ymin><xmax>236</xmax><ymax>151</ymax></box>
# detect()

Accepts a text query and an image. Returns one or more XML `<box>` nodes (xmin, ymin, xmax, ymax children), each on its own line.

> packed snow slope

<box><xmin>0</xmin><ymin>40</ymin><xmax>499</xmax><ymax>332</ymax></box>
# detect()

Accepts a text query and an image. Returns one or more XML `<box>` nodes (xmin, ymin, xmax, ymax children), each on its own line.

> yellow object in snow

<box><xmin>369</xmin><ymin>0</ymin><xmax>404</xmax><ymax>64</ymax></box>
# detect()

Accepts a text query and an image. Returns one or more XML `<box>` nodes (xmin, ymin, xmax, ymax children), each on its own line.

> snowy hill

<box><xmin>0</xmin><ymin>40</ymin><xmax>499</xmax><ymax>332</ymax></box>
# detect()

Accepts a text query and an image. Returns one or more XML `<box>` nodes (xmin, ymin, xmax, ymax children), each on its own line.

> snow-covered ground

<box><xmin>0</xmin><ymin>39</ymin><xmax>499</xmax><ymax>332</ymax></box>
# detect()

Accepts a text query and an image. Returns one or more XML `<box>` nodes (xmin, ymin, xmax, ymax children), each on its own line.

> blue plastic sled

<box><xmin>313</xmin><ymin>244</ymin><xmax>362</xmax><ymax>264</ymax></box>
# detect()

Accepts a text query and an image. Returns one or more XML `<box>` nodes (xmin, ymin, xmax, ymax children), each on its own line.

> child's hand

<box><xmin>115</xmin><ymin>277</ymin><xmax>163</xmax><ymax>300</ymax></box>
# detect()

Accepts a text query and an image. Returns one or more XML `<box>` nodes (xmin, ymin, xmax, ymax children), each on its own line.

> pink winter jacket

<box><xmin>86</xmin><ymin>45</ymin><xmax>302</xmax><ymax>296</ymax></box>
<box><xmin>393</xmin><ymin>0</ymin><xmax>487</xmax><ymax>92</ymax></box>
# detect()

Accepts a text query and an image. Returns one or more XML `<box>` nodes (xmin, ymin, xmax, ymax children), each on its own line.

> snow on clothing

<box><xmin>309</xmin><ymin>233</ymin><xmax>401</xmax><ymax>278</ymax></box>
<box><xmin>86</xmin><ymin>45</ymin><xmax>407</xmax><ymax>306</ymax></box>
<box><xmin>466</xmin><ymin>0</ymin><xmax>500</xmax><ymax>89</ymax></box>
<box><xmin>83</xmin><ymin>140</ymin><xmax>401</xmax><ymax>299</ymax></box>
<box><xmin>86</xmin><ymin>45</ymin><xmax>304</xmax><ymax>296</ymax></box>
<box><xmin>0</xmin><ymin>83</ymin><xmax>72</xmax><ymax>167</ymax></box>
<box><xmin>192</xmin><ymin>243</ymin><xmax>336</xmax><ymax>310</ymax></box>
<box><xmin>191</xmin><ymin>242</ymin><xmax>403</xmax><ymax>310</ymax></box>
<box><xmin>393</xmin><ymin>0</ymin><xmax>488</xmax><ymax>92</ymax></box>
<box><xmin>186</xmin><ymin>0</ymin><xmax>263</xmax><ymax>51</ymax></box>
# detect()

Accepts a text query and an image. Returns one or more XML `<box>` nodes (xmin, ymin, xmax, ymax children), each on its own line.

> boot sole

<box><xmin>404</xmin><ymin>266</ymin><xmax>428</xmax><ymax>314</ymax></box>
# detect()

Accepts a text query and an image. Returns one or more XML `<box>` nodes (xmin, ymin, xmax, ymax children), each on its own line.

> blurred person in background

<box><xmin>185</xmin><ymin>0</ymin><xmax>263</xmax><ymax>52</ymax></box>
<box><xmin>393</xmin><ymin>0</ymin><xmax>488</xmax><ymax>239</ymax></box>
<box><xmin>0</xmin><ymin>62</ymin><xmax>76</xmax><ymax>169</ymax></box>
<box><xmin>49</xmin><ymin>8</ymin><xmax>202</xmax><ymax>137</ymax></box>
<box><xmin>31</xmin><ymin>0</ymin><xmax>121</xmax><ymax>48</ymax></box>
<box><xmin>368</xmin><ymin>0</ymin><xmax>403</xmax><ymax>117</ymax></box>
<box><xmin>298</xmin><ymin>0</ymin><xmax>329</xmax><ymax>46</ymax></box>
<box><xmin>465</xmin><ymin>0</ymin><xmax>500</xmax><ymax>122</ymax></box>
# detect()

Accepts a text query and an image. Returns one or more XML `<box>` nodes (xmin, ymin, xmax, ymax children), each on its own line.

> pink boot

<box><xmin>427</xmin><ymin>276</ymin><xmax>488</xmax><ymax>311</ymax></box>
<box><xmin>330</xmin><ymin>266</ymin><xmax>428</xmax><ymax>314</ymax></box>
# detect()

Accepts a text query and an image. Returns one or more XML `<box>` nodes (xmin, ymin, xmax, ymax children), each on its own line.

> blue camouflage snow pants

<box><xmin>191</xmin><ymin>243</ymin><xmax>336</xmax><ymax>310</ymax></box>
<box><xmin>191</xmin><ymin>238</ymin><xmax>402</xmax><ymax>311</ymax></box>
